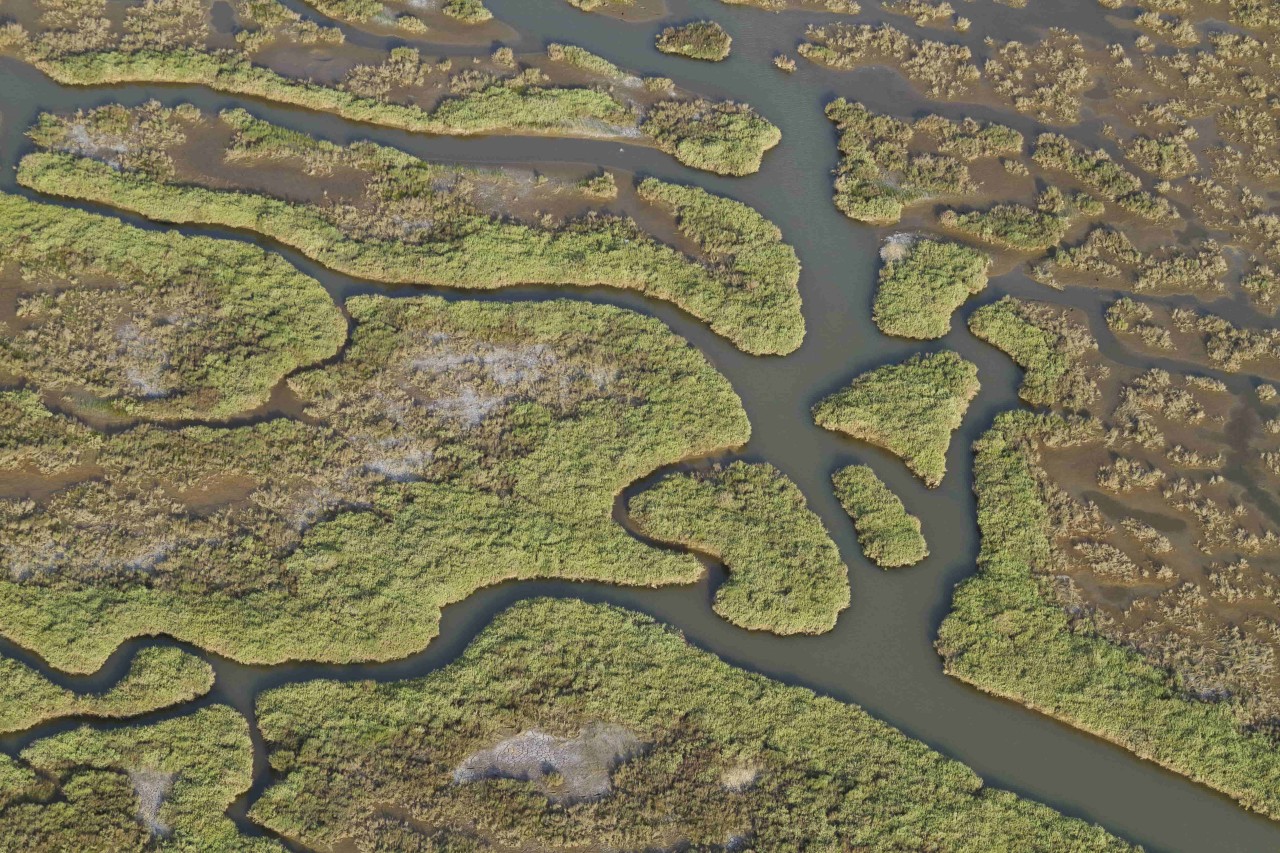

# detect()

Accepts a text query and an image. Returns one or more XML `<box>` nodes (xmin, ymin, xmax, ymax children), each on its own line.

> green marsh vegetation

<box><xmin>1033</xmin><ymin>227</ymin><xmax>1228</xmax><ymax>296</ymax></box>
<box><xmin>939</xmin><ymin>188</ymin><xmax>1082</xmax><ymax>252</ymax></box>
<box><xmin>0</xmin><ymin>647</ymin><xmax>213</xmax><ymax>735</ymax></box>
<box><xmin>800</xmin><ymin>22</ymin><xmax>980</xmax><ymax>99</ymax></box>
<box><xmin>21</xmin><ymin>104</ymin><xmax>802</xmax><ymax>354</ymax></box>
<box><xmin>813</xmin><ymin>351</ymin><xmax>980</xmax><ymax>487</ymax></box>
<box><xmin>825</xmin><ymin>98</ymin><xmax>1022</xmax><ymax>224</ymax></box>
<box><xmin>1032</xmin><ymin>134</ymin><xmax>1178</xmax><ymax>222</ymax></box>
<box><xmin>0</xmin><ymin>706</ymin><xmax>269</xmax><ymax>850</ymax></box>
<box><xmin>629</xmin><ymin>461</ymin><xmax>849</xmax><ymax>634</ymax></box>
<box><xmin>1</xmin><ymin>0</ymin><xmax>778</xmax><ymax>174</ymax></box>
<box><xmin>297</xmin><ymin>0</ymin><xmax>492</xmax><ymax>33</ymax></box>
<box><xmin>250</xmin><ymin>598</ymin><xmax>1133</xmax><ymax>852</ymax></box>
<box><xmin>968</xmin><ymin>297</ymin><xmax>1104</xmax><ymax>410</ymax></box>
<box><xmin>832</xmin><ymin>464</ymin><xmax>928</xmax><ymax>568</ymax></box>
<box><xmin>938</xmin><ymin>410</ymin><xmax>1280</xmax><ymax>821</ymax></box>
<box><xmin>655</xmin><ymin>21</ymin><xmax>732</xmax><ymax>61</ymax></box>
<box><xmin>0</xmin><ymin>295</ymin><xmax>749</xmax><ymax>672</ymax></box>
<box><xmin>0</xmin><ymin>193</ymin><xmax>345</xmax><ymax>421</ymax></box>
<box><xmin>874</xmin><ymin>235</ymin><xmax>990</xmax><ymax>339</ymax></box>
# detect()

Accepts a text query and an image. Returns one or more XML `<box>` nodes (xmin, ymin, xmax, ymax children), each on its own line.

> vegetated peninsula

<box><xmin>0</xmin><ymin>3</ymin><xmax>779</xmax><ymax>175</ymax></box>
<box><xmin>813</xmin><ymin>351</ymin><xmax>980</xmax><ymax>487</ymax></box>
<box><xmin>0</xmin><ymin>294</ymin><xmax>749</xmax><ymax>672</ymax></box>
<box><xmin>249</xmin><ymin>598</ymin><xmax>1133</xmax><ymax>851</ymax></box>
<box><xmin>0</xmin><ymin>647</ymin><xmax>213</xmax><ymax>736</ymax></box>
<box><xmin>832</xmin><ymin>464</ymin><xmax>928</xmax><ymax>567</ymax></box>
<box><xmin>0</xmin><ymin>193</ymin><xmax>345</xmax><ymax>421</ymax></box>
<box><xmin>874</xmin><ymin>234</ymin><xmax>990</xmax><ymax>339</ymax></box>
<box><xmin>968</xmin><ymin>296</ymin><xmax>1105</xmax><ymax>409</ymax></box>
<box><xmin>0</xmin><ymin>706</ymin><xmax>268</xmax><ymax>850</ymax></box>
<box><xmin>19</xmin><ymin>104</ymin><xmax>803</xmax><ymax>355</ymax></box>
<box><xmin>629</xmin><ymin>461</ymin><xmax>850</xmax><ymax>634</ymax></box>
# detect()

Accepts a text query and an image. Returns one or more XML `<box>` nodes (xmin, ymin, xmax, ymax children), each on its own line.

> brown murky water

<box><xmin>5</xmin><ymin>0</ymin><xmax>1280</xmax><ymax>849</ymax></box>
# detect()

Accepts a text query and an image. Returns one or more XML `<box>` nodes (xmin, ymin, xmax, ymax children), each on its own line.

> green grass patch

<box><xmin>25</xmin><ymin>45</ymin><xmax>775</xmax><ymax>174</ymax></box>
<box><xmin>814</xmin><ymin>351</ymin><xmax>979</xmax><ymax>487</ymax></box>
<box><xmin>0</xmin><ymin>647</ymin><xmax>213</xmax><ymax>735</ymax></box>
<box><xmin>938</xmin><ymin>410</ymin><xmax>1280</xmax><ymax>820</ymax></box>
<box><xmin>968</xmin><ymin>296</ymin><xmax>1100</xmax><ymax>409</ymax></box>
<box><xmin>0</xmin><ymin>295</ymin><xmax>749</xmax><ymax>672</ymax></box>
<box><xmin>832</xmin><ymin>464</ymin><xmax>927</xmax><ymax>567</ymax></box>
<box><xmin>874</xmin><ymin>235</ymin><xmax>990</xmax><ymax>339</ymax></box>
<box><xmin>1</xmin><ymin>706</ymin><xmax>267</xmax><ymax>850</ymax></box>
<box><xmin>0</xmin><ymin>193</ymin><xmax>344</xmax><ymax>420</ymax></box>
<box><xmin>20</xmin><ymin>108</ymin><xmax>802</xmax><ymax>355</ymax></box>
<box><xmin>629</xmin><ymin>461</ymin><xmax>850</xmax><ymax>634</ymax></box>
<box><xmin>250</xmin><ymin>598</ymin><xmax>1133</xmax><ymax>851</ymax></box>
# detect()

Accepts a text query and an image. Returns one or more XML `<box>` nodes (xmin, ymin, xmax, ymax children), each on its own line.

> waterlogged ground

<box><xmin>6</xmin><ymin>0</ymin><xmax>1280</xmax><ymax>849</ymax></box>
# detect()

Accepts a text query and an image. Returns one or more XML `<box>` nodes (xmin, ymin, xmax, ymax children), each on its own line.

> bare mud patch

<box><xmin>453</xmin><ymin>723</ymin><xmax>643</xmax><ymax>802</ymax></box>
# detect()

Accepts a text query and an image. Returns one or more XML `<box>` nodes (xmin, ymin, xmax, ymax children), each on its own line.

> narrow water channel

<box><xmin>3</xmin><ymin>0</ymin><xmax>1280</xmax><ymax>848</ymax></box>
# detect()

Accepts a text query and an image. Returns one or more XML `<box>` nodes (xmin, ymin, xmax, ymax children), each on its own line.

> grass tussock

<box><xmin>0</xmin><ymin>647</ymin><xmax>213</xmax><ymax>735</ymax></box>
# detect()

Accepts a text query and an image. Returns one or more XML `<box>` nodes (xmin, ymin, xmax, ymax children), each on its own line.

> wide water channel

<box><xmin>3</xmin><ymin>0</ymin><xmax>1280</xmax><ymax>849</ymax></box>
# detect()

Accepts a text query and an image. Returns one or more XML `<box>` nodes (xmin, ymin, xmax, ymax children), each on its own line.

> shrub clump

<box><xmin>629</xmin><ymin>461</ymin><xmax>850</xmax><ymax>634</ymax></box>
<box><xmin>641</xmin><ymin>98</ymin><xmax>781</xmax><ymax>176</ymax></box>
<box><xmin>832</xmin><ymin>464</ymin><xmax>928</xmax><ymax>567</ymax></box>
<box><xmin>873</xmin><ymin>235</ymin><xmax>990</xmax><ymax>339</ymax></box>
<box><xmin>655</xmin><ymin>21</ymin><xmax>732</xmax><ymax>61</ymax></box>
<box><xmin>813</xmin><ymin>351</ymin><xmax>980</xmax><ymax>487</ymax></box>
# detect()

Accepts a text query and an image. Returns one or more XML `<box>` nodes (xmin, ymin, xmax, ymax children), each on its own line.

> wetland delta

<box><xmin>5</xmin><ymin>0</ymin><xmax>1280</xmax><ymax>849</ymax></box>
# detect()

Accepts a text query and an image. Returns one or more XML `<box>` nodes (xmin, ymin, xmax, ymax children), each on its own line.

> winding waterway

<box><xmin>4</xmin><ymin>0</ymin><xmax>1280</xmax><ymax>849</ymax></box>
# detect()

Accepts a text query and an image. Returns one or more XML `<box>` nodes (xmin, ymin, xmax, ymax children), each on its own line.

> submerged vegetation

<box><xmin>0</xmin><ymin>296</ymin><xmax>749</xmax><ymax>671</ymax></box>
<box><xmin>250</xmin><ymin>599</ymin><xmax>1133</xmax><ymax>851</ymax></box>
<box><xmin>20</xmin><ymin>104</ymin><xmax>802</xmax><ymax>354</ymax></box>
<box><xmin>814</xmin><ymin>351</ymin><xmax>980</xmax><ymax>487</ymax></box>
<box><xmin>629</xmin><ymin>461</ymin><xmax>850</xmax><ymax>634</ymax></box>
<box><xmin>832</xmin><ymin>464</ymin><xmax>928</xmax><ymax>568</ymax></box>
<box><xmin>0</xmin><ymin>193</ymin><xmax>344</xmax><ymax>420</ymax></box>
<box><xmin>874</xmin><ymin>235</ymin><xmax>990</xmax><ymax>339</ymax></box>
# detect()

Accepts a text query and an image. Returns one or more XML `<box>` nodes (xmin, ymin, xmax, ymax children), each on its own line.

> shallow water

<box><xmin>4</xmin><ymin>0</ymin><xmax>1280</xmax><ymax>849</ymax></box>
